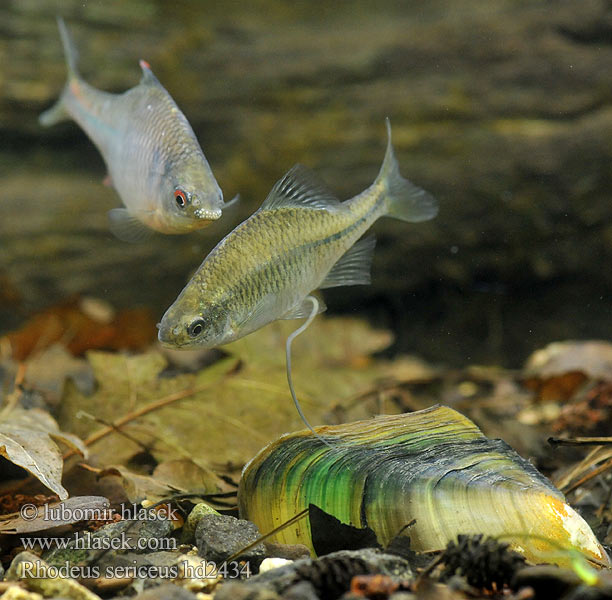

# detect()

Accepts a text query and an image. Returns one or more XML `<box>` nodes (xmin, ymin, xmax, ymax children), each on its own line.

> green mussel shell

<box><xmin>239</xmin><ymin>405</ymin><xmax>609</xmax><ymax>567</ymax></box>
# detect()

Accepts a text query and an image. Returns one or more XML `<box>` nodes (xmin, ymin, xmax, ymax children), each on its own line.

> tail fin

<box><xmin>39</xmin><ymin>17</ymin><xmax>79</xmax><ymax>127</ymax></box>
<box><xmin>378</xmin><ymin>118</ymin><xmax>438</xmax><ymax>222</ymax></box>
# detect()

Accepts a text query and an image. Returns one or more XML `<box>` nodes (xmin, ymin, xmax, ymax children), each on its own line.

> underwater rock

<box><xmin>264</xmin><ymin>542</ymin><xmax>311</xmax><ymax>561</ymax></box>
<box><xmin>180</xmin><ymin>502</ymin><xmax>220</xmax><ymax>545</ymax></box>
<box><xmin>213</xmin><ymin>581</ymin><xmax>280</xmax><ymax>600</ymax></box>
<box><xmin>43</xmin><ymin>517</ymin><xmax>174</xmax><ymax>566</ymax></box>
<box><xmin>195</xmin><ymin>513</ymin><xmax>265</xmax><ymax>566</ymax></box>
<box><xmin>133</xmin><ymin>583</ymin><xmax>199</xmax><ymax>600</ymax></box>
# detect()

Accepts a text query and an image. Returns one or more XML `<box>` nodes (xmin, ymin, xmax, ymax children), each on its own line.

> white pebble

<box><xmin>258</xmin><ymin>557</ymin><xmax>293</xmax><ymax>573</ymax></box>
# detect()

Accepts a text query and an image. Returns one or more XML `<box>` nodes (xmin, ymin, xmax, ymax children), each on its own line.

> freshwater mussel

<box><xmin>239</xmin><ymin>405</ymin><xmax>609</xmax><ymax>568</ymax></box>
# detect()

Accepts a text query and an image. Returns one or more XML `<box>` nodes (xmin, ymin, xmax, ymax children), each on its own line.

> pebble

<box><xmin>181</xmin><ymin>502</ymin><xmax>220</xmax><ymax>545</ymax></box>
<box><xmin>259</xmin><ymin>558</ymin><xmax>293</xmax><ymax>574</ymax></box>
<box><xmin>133</xmin><ymin>582</ymin><xmax>199</xmax><ymax>600</ymax></box>
<box><xmin>195</xmin><ymin>514</ymin><xmax>265</xmax><ymax>566</ymax></box>
<box><xmin>264</xmin><ymin>542</ymin><xmax>311</xmax><ymax>561</ymax></box>
<box><xmin>213</xmin><ymin>581</ymin><xmax>280</xmax><ymax>600</ymax></box>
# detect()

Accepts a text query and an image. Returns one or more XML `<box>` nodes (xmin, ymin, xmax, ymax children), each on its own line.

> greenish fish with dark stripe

<box><xmin>40</xmin><ymin>17</ymin><xmax>226</xmax><ymax>242</ymax></box>
<box><xmin>158</xmin><ymin>120</ymin><xmax>437</xmax><ymax>348</ymax></box>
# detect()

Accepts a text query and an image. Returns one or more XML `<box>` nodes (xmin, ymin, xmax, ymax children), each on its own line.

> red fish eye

<box><xmin>174</xmin><ymin>189</ymin><xmax>188</xmax><ymax>208</ymax></box>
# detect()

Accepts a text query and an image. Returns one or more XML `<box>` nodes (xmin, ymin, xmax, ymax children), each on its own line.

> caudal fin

<box><xmin>377</xmin><ymin>118</ymin><xmax>438</xmax><ymax>222</ymax></box>
<box><xmin>39</xmin><ymin>17</ymin><xmax>80</xmax><ymax>127</ymax></box>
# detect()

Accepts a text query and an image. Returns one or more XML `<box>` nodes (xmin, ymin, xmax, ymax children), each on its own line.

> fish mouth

<box><xmin>157</xmin><ymin>321</ymin><xmax>187</xmax><ymax>348</ymax></box>
<box><xmin>194</xmin><ymin>207</ymin><xmax>222</xmax><ymax>220</ymax></box>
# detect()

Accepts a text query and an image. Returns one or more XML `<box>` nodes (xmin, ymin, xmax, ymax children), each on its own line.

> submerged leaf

<box><xmin>0</xmin><ymin>408</ymin><xmax>87</xmax><ymax>499</ymax></box>
<box><xmin>3</xmin><ymin>299</ymin><xmax>156</xmax><ymax>360</ymax></box>
<box><xmin>523</xmin><ymin>341</ymin><xmax>612</xmax><ymax>402</ymax></box>
<box><xmin>98</xmin><ymin>465</ymin><xmax>183</xmax><ymax>504</ymax></box>
<box><xmin>0</xmin><ymin>496</ymin><xmax>110</xmax><ymax>534</ymax></box>
<box><xmin>153</xmin><ymin>459</ymin><xmax>231</xmax><ymax>496</ymax></box>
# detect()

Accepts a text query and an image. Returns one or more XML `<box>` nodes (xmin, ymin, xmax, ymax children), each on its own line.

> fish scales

<box><xmin>200</xmin><ymin>203</ymin><xmax>371</xmax><ymax>311</ymax></box>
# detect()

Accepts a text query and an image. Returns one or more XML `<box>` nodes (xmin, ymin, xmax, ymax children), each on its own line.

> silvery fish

<box><xmin>40</xmin><ymin>17</ymin><xmax>226</xmax><ymax>242</ymax></box>
<box><xmin>158</xmin><ymin>119</ymin><xmax>437</xmax><ymax>348</ymax></box>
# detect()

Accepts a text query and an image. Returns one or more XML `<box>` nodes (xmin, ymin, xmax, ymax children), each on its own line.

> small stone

<box><xmin>213</xmin><ymin>581</ymin><xmax>280</xmax><ymax>600</ymax></box>
<box><xmin>0</xmin><ymin>586</ymin><xmax>43</xmax><ymax>600</ymax></box>
<box><xmin>259</xmin><ymin>558</ymin><xmax>293</xmax><ymax>574</ymax></box>
<box><xmin>195</xmin><ymin>514</ymin><xmax>265</xmax><ymax>566</ymax></box>
<box><xmin>264</xmin><ymin>542</ymin><xmax>311</xmax><ymax>561</ymax></box>
<box><xmin>181</xmin><ymin>503</ymin><xmax>220</xmax><ymax>545</ymax></box>
<box><xmin>133</xmin><ymin>582</ymin><xmax>199</xmax><ymax>600</ymax></box>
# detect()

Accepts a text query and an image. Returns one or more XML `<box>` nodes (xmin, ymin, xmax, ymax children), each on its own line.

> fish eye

<box><xmin>187</xmin><ymin>318</ymin><xmax>205</xmax><ymax>338</ymax></box>
<box><xmin>174</xmin><ymin>188</ymin><xmax>189</xmax><ymax>208</ymax></box>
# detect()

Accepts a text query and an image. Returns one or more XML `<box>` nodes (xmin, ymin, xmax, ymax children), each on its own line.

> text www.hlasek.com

<box><xmin>21</xmin><ymin>531</ymin><xmax>177</xmax><ymax>552</ymax></box>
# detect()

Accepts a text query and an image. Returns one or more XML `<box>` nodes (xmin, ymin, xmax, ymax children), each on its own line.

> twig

<box><xmin>549</xmin><ymin>437</ymin><xmax>612</xmax><ymax>447</ymax></box>
<box><xmin>76</xmin><ymin>411</ymin><xmax>150</xmax><ymax>453</ymax></box>
<box><xmin>414</xmin><ymin>552</ymin><xmax>444</xmax><ymax>590</ymax></box>
<box><xmin>564</xmin><ymin>457</ymin><xmax>612</xmax><ymax>494</ymax></box>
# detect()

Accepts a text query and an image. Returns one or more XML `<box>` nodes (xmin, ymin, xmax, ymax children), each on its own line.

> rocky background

<box><xmin>1</xmin><ymin>0</ymin><xmax>611</xmax><ymax>366</ymax></box>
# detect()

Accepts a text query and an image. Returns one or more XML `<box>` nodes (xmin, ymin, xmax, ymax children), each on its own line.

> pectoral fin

<box><xmin>319</xmin><ymin>235</ymin><xmax>376</xmax><ymax>289</ymax></box>
<box><xmin>108</xmin><ymin>208</ymin><xmax>153</xmax><ymax>243</ymax></box>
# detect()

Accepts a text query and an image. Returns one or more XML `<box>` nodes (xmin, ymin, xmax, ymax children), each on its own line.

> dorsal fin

<box><xmin>139</xmin><ymin>59</ymin><xmax>161</xmax><ymax>87</ymax></box>
<box><xmin>260</xmin><ymin>164</ymin><xmax>343</xmax><ymax>212</ymax></box>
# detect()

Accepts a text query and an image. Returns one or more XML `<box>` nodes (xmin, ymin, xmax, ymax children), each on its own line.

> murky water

<box><xmin>1</xmin><ymin>0</ymin><xmax>611</xmax><ymax>365</ymax></box>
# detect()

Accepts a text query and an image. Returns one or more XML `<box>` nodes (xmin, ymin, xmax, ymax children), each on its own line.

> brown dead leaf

<box><xmin>22</xmin><ymin>344</ymin><xmax>94</xmax><ymax>406</ymax></box>
<box><xmin>523</xmin><ymin>371</ymin><xmax>588</xmax><ymax>402</ymax></box>
<box><xmin>2</xmin><ymin>299</ymin><xmax>156</xmax><ymax>360</ymax></box>
<box><xmin>0</xmin><ymin>408</ymin><xmax>87</xmax><ymax>499</ymax></box>
<box><xmin>98</xmin><ymin>465</ymin><xmax>184</xmax><ymax>504</ymax></box>
<box><xmin>153</xmin><ymin>459</ymin><xmax>234</xmax><ymax>496</ymax></box>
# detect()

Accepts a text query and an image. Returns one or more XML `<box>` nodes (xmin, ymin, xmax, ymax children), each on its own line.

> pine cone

<box><xmin>440</xmin><ymin>534</ymin><xmax>526</xmax><ymax>590</ymax></box>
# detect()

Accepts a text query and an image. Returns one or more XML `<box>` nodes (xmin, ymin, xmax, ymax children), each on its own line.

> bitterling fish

<box><xmin>158</xmin><ymin>120</ymin><xmax>437</xmax><ymax>348</ymax></box>
<box><xmin>40</xmin><ymin>17</ymin><xmax>227</xmax><ymax>242</ymax></box>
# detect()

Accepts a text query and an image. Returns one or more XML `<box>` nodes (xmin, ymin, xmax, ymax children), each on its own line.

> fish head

<box><xmin>159</xmin><ymin>164</ymin><xmax>224</xmax><ymax>232</ymax></box>
<box><xmin>157</xmin><ymin>287</ymin><xmax>234</xmax><ymax>350</ymax></box>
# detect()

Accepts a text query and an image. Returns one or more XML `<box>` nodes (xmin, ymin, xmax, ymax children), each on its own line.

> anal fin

<box><xmin>319</xmin><ymin>235</ymin><xmax>376</xmax><ymax>289</ymax></box>
<box><xmin>108</xmin><ymin>208</ymin><xmax>153</xmax><ymax>243</ymax></box>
